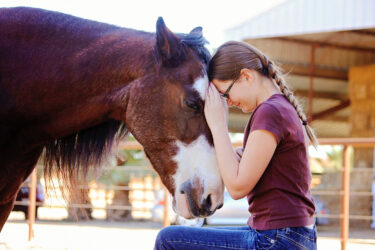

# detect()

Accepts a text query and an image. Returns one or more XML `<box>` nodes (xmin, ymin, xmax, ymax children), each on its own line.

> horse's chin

<box><xmin>173</xmin><ymin>194</ymin><xmax>194</xmax><ymax>219</ymax></box>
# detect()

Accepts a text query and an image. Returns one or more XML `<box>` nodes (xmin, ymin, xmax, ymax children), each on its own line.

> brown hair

<box><xmin>209</xmin><ymin>41</ymin><xmax>318</xmax><ymax>148</ymax></box>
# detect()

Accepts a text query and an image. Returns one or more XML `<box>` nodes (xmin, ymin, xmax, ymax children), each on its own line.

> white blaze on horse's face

<box><xmin>171</xmin><ymin>74</ymin><xmax>224</xmax><ymax>219</ymax></box>
<box><xmin>172</xmin><ymin>136</ymin><xmax>224</xmax><ymax>218</ymax></box>
<box><xmin>192</xmin><ymin>74</ymin><xmax>208</xmax><ymax>100</ymax></box>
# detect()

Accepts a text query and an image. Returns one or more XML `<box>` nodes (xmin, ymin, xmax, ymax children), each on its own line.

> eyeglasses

<box><xmin>220</xmin><ymin>79</ymin><xmax>237</xmax><ymax>99</ymax></box>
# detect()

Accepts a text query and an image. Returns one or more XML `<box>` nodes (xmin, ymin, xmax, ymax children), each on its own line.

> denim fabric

<box><xmin>154</xmin><ymin>225</ymin><xmax>317</xmax><ymax>250</ymax></box>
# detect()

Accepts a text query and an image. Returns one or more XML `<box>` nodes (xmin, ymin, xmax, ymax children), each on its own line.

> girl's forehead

<box><xmin>211</xmin><ymin>79</ymin><xmax>226</xmax><ymax>91</ymax></box>
<box><xmin>212</xmin><ymin>79</ymin><xmax>230</xmax><ymax>85</ymax></box>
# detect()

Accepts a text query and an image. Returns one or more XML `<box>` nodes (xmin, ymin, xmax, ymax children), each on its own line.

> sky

<box><xmin>1</xmin><ymin>0</ymin><xmax>287</xmax><ymax>48</ymax></box>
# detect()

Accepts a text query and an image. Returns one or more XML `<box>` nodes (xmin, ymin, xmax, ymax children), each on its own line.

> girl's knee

<box><xmin>154</xmin><ymin>226</ymin><xmax>180</xmax><ymax>249</ymax></box>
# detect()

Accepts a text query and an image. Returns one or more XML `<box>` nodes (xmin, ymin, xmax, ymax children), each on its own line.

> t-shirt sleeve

<box><xmin>250</xmin><ymin>103</ymin><xmax>285</xmax><ymax>143</ymax></box>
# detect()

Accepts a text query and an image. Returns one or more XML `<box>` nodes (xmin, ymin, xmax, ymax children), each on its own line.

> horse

<box><xmin>0</xmin><ymin>7</ymin><xmax>224</xmax><ymax>231</ymax></box>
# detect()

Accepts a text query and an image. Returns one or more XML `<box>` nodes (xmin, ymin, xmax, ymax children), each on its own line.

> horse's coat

<box><xmin>0</xmin><ymin>7</ymin><xmax>224</xmax><ymax>231</ymax></box>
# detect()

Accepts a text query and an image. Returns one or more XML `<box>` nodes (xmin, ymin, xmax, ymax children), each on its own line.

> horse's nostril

<box><xmin>180</xmin><ymin>190</ymin><xmax>185</xmax><ymax>194</ymax></box>
<box><xmin>201</xmin><ymin>194</ymin><xmax>212</xmax><ymax>210</ymax></box>
<box><xmin>206</xmin><ymin>194</ymin><xmax>212</xmax><ymax>208</ymax></box>
<box><xmin>217</xmin><ymin>203</ymin><xmax>224</xmax><ymax>210</ymax></box>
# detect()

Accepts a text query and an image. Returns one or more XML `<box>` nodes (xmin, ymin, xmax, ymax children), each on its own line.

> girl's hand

<box><xmin>204</xmin><ymin>84</ymin><xmax>228</xmax><ymax>133</ymax></box>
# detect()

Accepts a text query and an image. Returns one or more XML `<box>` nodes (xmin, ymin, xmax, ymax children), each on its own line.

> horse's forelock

<box><xmin>179</xmin><ymin>32</ymin><xmax>211</xmax><ymax>68</ymax></box>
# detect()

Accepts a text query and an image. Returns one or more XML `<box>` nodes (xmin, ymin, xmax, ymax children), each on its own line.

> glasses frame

<box><xmin>220</xmin><ymin>79</ymin><xmax>237</xmax><ymax>99</ymax></box>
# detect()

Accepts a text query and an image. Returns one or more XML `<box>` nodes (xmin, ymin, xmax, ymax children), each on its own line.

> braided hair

<box><xmin>208</xmin><ymin>41</ymin><xmax>318</xmax><ymax>148</ymax></box>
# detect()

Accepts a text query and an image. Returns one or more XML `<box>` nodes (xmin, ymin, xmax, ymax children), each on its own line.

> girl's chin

<box><xmin>241</xmin><ymin>107</ymin><xmax>252</xmax><ymax>113</ymax></box>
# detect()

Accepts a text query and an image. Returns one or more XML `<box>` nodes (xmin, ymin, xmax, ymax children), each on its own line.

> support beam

<box><xmin>28</xmin><ymin>169</ymin><xmax>37</xmax><ymax>241</ymax></box>
<box><xmin>316</xmin><ymin>116</ymin><xmax>348</xmax><ymax>122</ymax></box>
<box><xmin>341</xmin><ymin>145</ymin><xmax>351</xmax><ymax>250</ymax></box>
<box><xmin>312</xmin><ymin>100</ymin><xmax>350</xmax><ymax>120</ymax></box>
<box><xmin>294</xmin><ymin>90</ymin><xmax>347</xmax><ymax>101</ymax></box>
<box><xmin>276</xmin><ymin>37</ymin><xmax>375</xmax><ymax>54</ymax></box>
<box><xmin>163</xmin><ymin>185</ymin><xmax>170</xmax><ymax>227</ymax></box>
<box><xmin>281</xmin><ymin>62</ymin><xmax>348</xmax><ymax>81</ymax></box>
<box><xmin>308</xmin><ymin>44</ymin><xmax>316</xmax><ymax>123</ymax></box>
<box><xmin>346</xmin><ymin>29</ymin><xmax>375</xmax><ymax>38</ymax></box>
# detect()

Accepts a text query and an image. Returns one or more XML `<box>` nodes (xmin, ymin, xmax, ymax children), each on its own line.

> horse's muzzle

<box><xmin>179</xmin><ymin>179</ymin><xmax>222</xmax><ymax>218</ymax></box>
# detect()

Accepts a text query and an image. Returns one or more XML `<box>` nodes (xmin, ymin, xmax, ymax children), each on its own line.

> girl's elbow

<box><xmin>227</xmin><ymin>189</ymin><xmax>247</xmax><ymax>200</ymax></box>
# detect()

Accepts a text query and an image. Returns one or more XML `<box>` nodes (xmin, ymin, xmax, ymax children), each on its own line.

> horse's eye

<box><xmin>183</xmin><ymin>99</ymin><xmax>200</xmax><ymax>112</ymax></box>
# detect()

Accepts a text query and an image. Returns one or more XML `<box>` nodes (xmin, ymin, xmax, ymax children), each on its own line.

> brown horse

<box><xmin>0</xmin><ymin>7</ymin><xmax>224</xmax><ymax>231</ymax></box>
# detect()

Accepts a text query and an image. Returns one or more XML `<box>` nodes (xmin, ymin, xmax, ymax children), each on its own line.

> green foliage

<box><xmin>324</xmin><ymin>146</ymin><xmax>343</xmax><ymax>171</ymax></box>
<box><xmin>98</xmin><ymin>148</ymin><xmax>153</xmax><ymax>186</ymax></box>
<box><xmin>320</xmin><ymin>146</ymin><xmax>354</xmax><ymax>172</ymax></box>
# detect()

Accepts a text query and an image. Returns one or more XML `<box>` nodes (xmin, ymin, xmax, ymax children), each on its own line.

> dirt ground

<box><xmin>1</xmin><ymin>219</ymin><xmax>375</xmax><ymax>250</ymax></box>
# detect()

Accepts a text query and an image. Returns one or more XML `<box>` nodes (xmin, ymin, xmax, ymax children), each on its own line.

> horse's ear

<box><xmin>190</xmin><ymin>27</ymin><xmax>202</xmax><ymax>36</ymax></box>
<box><xmin>156</xmin><ymin>17</ymin><xmax>183</xmax><ymax>66</ymax></box>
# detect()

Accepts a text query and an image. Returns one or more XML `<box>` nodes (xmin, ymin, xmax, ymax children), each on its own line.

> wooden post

<box><xmin>28</xmin><ymin>169</ymin><xmax>37</xmax><ymax>241</ymax></box>
<box><xmin>341</xmin><ymin>145</ymin><xmax>351</xmax><ymax>250</ymax></box>
<box><xmin>163</xmin><ymin>186</ymin><xmax>170</xmax><ymax>227</ymax></box>
<box><xmin>308</xmin><ymin>44</ymin><xmax>316</xmax><ymax>123</ymax></box>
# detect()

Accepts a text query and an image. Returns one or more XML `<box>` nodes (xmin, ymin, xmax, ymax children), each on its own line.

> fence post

<box><xmin>163</xmin><ymin>186</ymin><xmax>170</xmax><ymax>227</ymax></box>
<box><xmin>341</xmin><ymin>145</ymin><xmax>350</xmax><ymax>250</ymax></box>
<box><xmin>28</xmin><ymin>168</ymin><xmax>37</xmax><ymax>241</ymax></box>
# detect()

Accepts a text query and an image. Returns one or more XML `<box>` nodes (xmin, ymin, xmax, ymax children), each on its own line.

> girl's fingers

<box><xmin>208</xmin><ymin>85</ymin><xmax>216</xmax><ymax>101</ymax></box>
<box><xmin>206</xmin><ymin>84</ymin><xmax>225</xmax><ymax>108</ymax></box>
<box><xmin>208</xmin><ymin>84</ymin><xmax>214</xmax><ymax>96</ymax></box>
<box><xmin>213</xmin><ymin>85</ymin><xmax>222</xmax><ymax>99</ymax></box>
<box><xmin>210</xmin><ymin>84</ymin><xmax>219</xmax><ymax>100</ymax></box>
<box><xmin>206</xmin><ymin>86</ymin><xmax>212</xmax><ymax>103</ymax></box>
<box><xmin>206</xmin><ymin>83</ymin><xmax>211</xmax><ymax>94</ymax></box>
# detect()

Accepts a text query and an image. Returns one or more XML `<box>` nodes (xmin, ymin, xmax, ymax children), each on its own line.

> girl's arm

<box><xmin>205</xmin><ymin>85</ymin><xmax>277</xmax><ymax>200</ymax></box>
<box><xmin>211</xmin><ymin>126</ymin><xmax>277</xmax><ymax>199</ymax></box>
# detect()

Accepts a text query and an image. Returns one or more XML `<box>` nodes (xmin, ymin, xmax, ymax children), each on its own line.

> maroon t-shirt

<box><xmin>243</xmin><ymin>94</ymin><xmax>315</xmax><ymax>230</ymax></box>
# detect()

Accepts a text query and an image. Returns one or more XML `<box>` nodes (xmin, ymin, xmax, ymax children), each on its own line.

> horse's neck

<box><xmin>75</xmin><ymin>29</ymin><xmax>155</xmax><ymax>84</ymax></box>
<box><xmin>1</xmin><ymin>11</ymin><xmax>156</xmax><ymax>144</ymax></box>
<box><xmin>39</xmin><ymin>31</ymin><xmax>155</xmax><ymax>141</ymax></box>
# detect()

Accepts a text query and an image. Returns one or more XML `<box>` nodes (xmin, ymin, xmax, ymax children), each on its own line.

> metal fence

<box><xmin>316</xmin><ymin>138</ymin><xmax>375</xmax><ymax>250</ymax></box>
<box><xmin>16</xmin><ymin>138</ymin><xmax>375</xmax><ymax>250</ymax></box>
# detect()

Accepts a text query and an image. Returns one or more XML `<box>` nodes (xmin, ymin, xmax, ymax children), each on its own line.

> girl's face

<box><xmin>212</xmin><ymin>76</ymin><xmax>257</xmax><ymax>113</ymax></box>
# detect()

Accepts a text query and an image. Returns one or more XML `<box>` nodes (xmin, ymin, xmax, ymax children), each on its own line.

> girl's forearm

<box><xmin>211</xmin><ymin>126</ymin><xmax>241</xmax><ymax>196</ymax></box>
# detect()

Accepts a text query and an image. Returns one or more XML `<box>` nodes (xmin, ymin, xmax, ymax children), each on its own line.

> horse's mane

<box><xmin>179</xmin><ymin>30</ymin><xmax>211</xmax><ymax>68</ymax></box>
<box><xmin>44</xmin><ymin>120</ymin><xmax>128</xmax><ymax>194</ymax></box>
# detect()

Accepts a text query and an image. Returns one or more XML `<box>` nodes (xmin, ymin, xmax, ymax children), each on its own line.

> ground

<box><xmin>1</xmin><ymin>220</ymin><xmax>375</xmax><ymax>250</ymax></box>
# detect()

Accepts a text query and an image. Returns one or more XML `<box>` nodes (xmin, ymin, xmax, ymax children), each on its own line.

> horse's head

<box><xmin>125</xmin><ymin>18</ymin><xmax>224</xmax><ymax>219</ymax></box>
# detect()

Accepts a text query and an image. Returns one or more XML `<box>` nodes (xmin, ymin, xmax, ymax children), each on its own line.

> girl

<box><xmin>154</xmin><ymin>41</ymin><xmax>318</xmax><ymax>250</ymax></box>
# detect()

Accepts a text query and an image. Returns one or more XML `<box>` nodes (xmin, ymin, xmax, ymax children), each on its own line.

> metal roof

<box><xmin>226</xmin><ymin>0</ymin><xmax>375</xmax><ymax>41</ymax></box>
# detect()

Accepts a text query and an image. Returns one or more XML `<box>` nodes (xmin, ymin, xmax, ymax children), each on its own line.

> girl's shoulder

<box><xmin>253</xmin><ymin>94</ymin><xmax>286</xmax><ymax>120</ymax></box>
<box><xmin>261</xmin><ymin>94</ymin><xmax>299</xmax><ymax>123</ymax></box>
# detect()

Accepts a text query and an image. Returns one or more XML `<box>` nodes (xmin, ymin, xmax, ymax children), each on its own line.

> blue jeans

<box><xmin>154</xmin><ymin>225</ymin><xmax>317</xmax><ymax>250</ymax></box>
